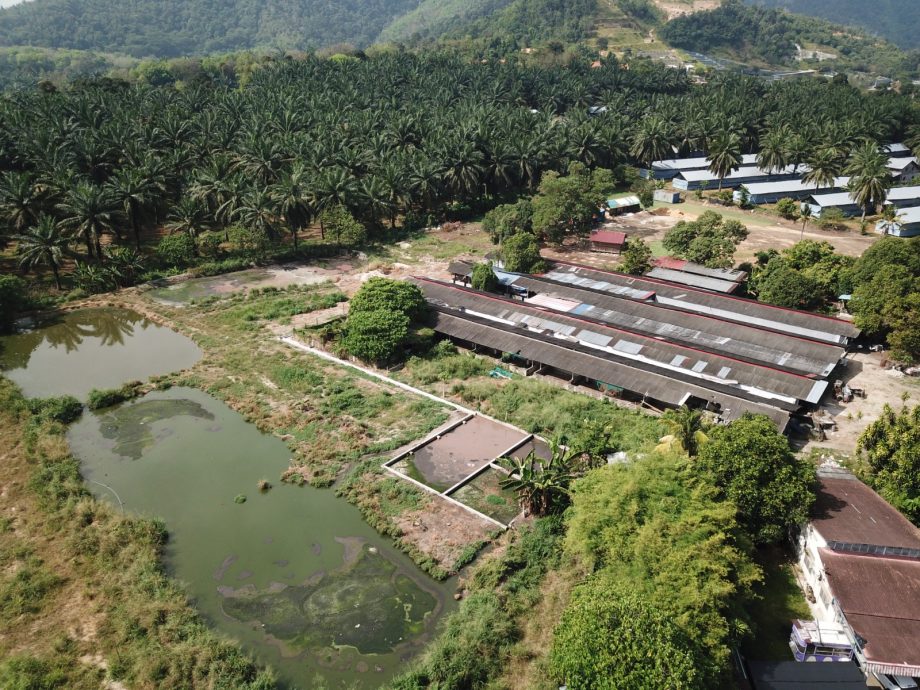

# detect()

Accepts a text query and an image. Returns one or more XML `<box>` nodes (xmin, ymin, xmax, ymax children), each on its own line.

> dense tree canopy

<box><xmin>564</xmin><ymin>454</ymin><xmax>760</xmax><ymax>686</ymax></box>
<box><xmin>550</xmin><ymin>576</ymin><xmax>702</xmax><ymax>690</ymax></box>
<box><xmin>342</xmin><ymin>278</ymin><xmax>427</xmax><ymax>364</ymax></box>
<box><xmin>697</xmin><ymin>414</ymin><xmax>816</xmax><ymax>545</ymax></box>
<box><xmin>662</xmin><ymin>211</ymin><xmax>748</xmax><ymax>268</ymax></box>
<box><xmin>858</xmin><ymin>404</ymin><xmax>920</xmax><ymax>525</ymax></box>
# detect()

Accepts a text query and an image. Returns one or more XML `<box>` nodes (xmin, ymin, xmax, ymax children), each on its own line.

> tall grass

<box><xmin>0</xmin><ymin>377</ymin><xmax>275</xmax><ymax>689</ymax></box>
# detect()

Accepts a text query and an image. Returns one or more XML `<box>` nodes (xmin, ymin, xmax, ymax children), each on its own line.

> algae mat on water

<box><xmin>67</xmin><ymin>387</ymin><xmax>454</xmax><ymax>689</ymax></box>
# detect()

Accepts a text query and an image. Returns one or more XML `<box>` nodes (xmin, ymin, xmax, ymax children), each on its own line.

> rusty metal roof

<box><xmin>820</xmin><ymin>549</ymin><xmax>920</xmax><ymax>675</ymax></box>
<box><xmin>812</xmin><ymin>475</ymin><xmax>920</xmax><ymax>551</ymax></box>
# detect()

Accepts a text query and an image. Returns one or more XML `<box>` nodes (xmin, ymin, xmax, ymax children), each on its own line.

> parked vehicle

<box><xmin>789</xmin><ymin>620</ymin><xmax>854</xmax><ymax>662</ymax></box>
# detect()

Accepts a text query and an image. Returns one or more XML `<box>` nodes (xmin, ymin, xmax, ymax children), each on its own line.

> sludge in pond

<box><xmin>221</xmin><ymin>544</ymin><xmax>437</xmax><ymax>655</ymax></box>
<box><xmin>98</xmin><ymin>398</ymin><xmax>215</xmax><ymax>460</ymax></box>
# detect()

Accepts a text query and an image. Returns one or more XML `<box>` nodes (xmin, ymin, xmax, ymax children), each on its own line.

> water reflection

<box><xmin>0</xmin><ymin>308</ymin><xmax>202</xmax><ymax>398</ymax></box>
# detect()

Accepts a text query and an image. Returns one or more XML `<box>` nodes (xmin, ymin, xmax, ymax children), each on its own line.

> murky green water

<box><xmin>68</xmin><ymin>388</ymin><xmax>454</xmax><ymax>689</ymax></box>
<box><xmin>0</xmin><ymin>308</ymin><xmax>202</xmax><ymax>399</ymax></box>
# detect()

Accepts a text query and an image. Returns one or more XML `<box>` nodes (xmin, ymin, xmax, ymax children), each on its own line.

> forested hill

<box><xmin>748</xmin><ymin>0</ymin><xmax>920</xmax><ymax>50</ymax></box>
<box><xmin>0</xmin><ymin>0</ymin><xmax>421</xmax><ymax>57</ymax></box>
<box><xmin>379</xmin><ymin>0</ymin><xmax>596</xmax><ymax>45</ymax></box>
<box><xmin>0</xmin><ymin>0</ymin><xmax>598</xmax><ymax>57</ymax></box>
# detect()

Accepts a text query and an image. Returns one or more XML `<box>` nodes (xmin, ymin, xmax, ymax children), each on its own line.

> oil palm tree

<box><xmin>708</xmin><ymin>131</ymin><xmax>743</xmax><ymax>191</ymax></box>
<box><xmin>165</xmin><ymin>196</ymin><xmax>210</xmax><ymax>247</ymax></box>
<box><xmin>630</xmin><ymin>115</ymin><xmax>676</xmax><ymax>169</ymax></box>
<box><xmin>0</xmin><ymin>171</ymin><xmax>42</xmax><ymax>234</ymax></box>
<box><xmin>845</xmin><ymin>143</ymin><xmax>892</xmax><ymax>223</ymax></box>
<box><xmin>57</xmin><ymin>182</ymin><xmax>118</xmax><ymax>261</ymax></box>
<box><xmin>15</xmin><ymin>215</ymin><xmax>69</xmax><ymax>289</ymax></box>
<box><xmin>106</xmin><ymin>167</ymin><xmax>163</xmax><ymax>249</ymax></box>
<box><xmin>803</xmin><ymin>148</ymin><xmax>843</xmax><ymax>193</ymax></box>
<box><xmin>756</xmin><ymin>127</ymin><xmax>789</xmax><ymax>173</ymax></box>
<box><xmin>270</xmin><ymin>165</ymin><xmax>312</xmax><ymax>248</ymax></box>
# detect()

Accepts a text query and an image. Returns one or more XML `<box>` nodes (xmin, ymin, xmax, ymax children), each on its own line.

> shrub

<box><xmin>501</xmin><ymin>233</ymin><xmax>544</xmax><ymax>273</ymax></box>
<box><xmin>818</xmin><ymin>207</ymin><xmax>847</xmax><ymax>231</ymax></box>
<box><xmin>470</xmin><ymin>262</ymin><xmax>499</xmax><ymax>292</ymax></box>
<box><xmin>156</xmin><ymin>233</ymin><xmax>197</xmax><ymax>267</ymax></box>
<box><xmin>775</xmin><ymin>197</ymin><xmax>799</xmax><ymax>220</ymax></box>
<box><xmin>196</xmin><ymin>232</ymin><xmax>223</xmax><ymax>257</ymax></box>
<box><xmin>0</xmin><ymin>274</ymin><xmax>28</xmax><ymax>333</ymax></box>
<box><xmin>228</xmin><ymin>225</ymin><xmax>270</xmax><ymax>259</ymax></box>
<box><xmin>550</xmin><ymin>576</ymin><xmax>702</xmax><ymax>690</ymax></box>
<box><xmin>28</xmin><ymin>396</ymin><xmax>83</xmax><ymax>425</ymax></box>
<box><xmin>86</xmin><ymin>384</ymin><xmax>139</xmax><ymax>410</ymax></box>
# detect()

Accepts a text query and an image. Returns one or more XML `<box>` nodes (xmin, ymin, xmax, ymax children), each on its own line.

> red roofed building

<box><xmin>588</xmin><ymin>230</ymin><xmax>626</xmax><ymax>253</ymax></box>
<box><xmin>797</xmin><ymin>467</ymin><xmax>920</xmax><ymax>680</ymax></box>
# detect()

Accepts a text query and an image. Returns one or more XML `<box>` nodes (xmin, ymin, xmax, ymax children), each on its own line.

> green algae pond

<box><xmin>0</xmin><ymin>308</ymin><xmax>202</xmax><ymax>399</ymax></box>
<box><xmin>67</xmin><ymin>387</ymin><xmax>455</xmax><ymax>689</ymax></box>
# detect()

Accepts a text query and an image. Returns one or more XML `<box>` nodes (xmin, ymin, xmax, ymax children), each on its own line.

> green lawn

<box><xmin>741</xmin><ymin>546</ymin><xmax>811</xmax><ymax>661</ymax></box>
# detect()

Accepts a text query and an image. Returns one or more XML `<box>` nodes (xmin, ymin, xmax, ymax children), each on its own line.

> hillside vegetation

<box><xmin>0</xmin><ymin>0</ymin><xmax>419</xmax><ymax>57</ymax></box>
<box><xmin>749</xmin><ymin>0</ymin><xmax>920</xmax><ymax>50</ymax></box>
<box><xmin>661</xmin><ymin>0</ymin><xmax>920</xmax><ymax>78</ymax></box>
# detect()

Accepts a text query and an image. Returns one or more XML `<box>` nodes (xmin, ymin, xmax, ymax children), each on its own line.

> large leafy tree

<box><xmin>858</xmin><ymin>404</ymin><xmax>920</xmax><ymax>525</ymax></box>
<box><xmin>662</xmin><ymin>211</ymin><xmax>748</xmax><ymax>268</ymax></box>
<box><xmin>696</xmin><ymin>413</ymin><xmax>816</xmax><ymax>545</ymax></box>
<box><xmin>343</xmin><ymin>278</ymin><xmax>427</xmax><ymax>364</ymax></box>
<box><xmin>565</xmin><ymin>454</ymin><xmax>760</xmax><ymax>686</ymax></box>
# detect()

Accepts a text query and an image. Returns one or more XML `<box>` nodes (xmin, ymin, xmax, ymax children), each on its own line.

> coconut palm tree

<box><xmin>799</xmin><ymin>204</ymin><xmax>813</xmax><ymax>240</ymax></box>
<box><xmin>661</xmin><ymin>405</ymin><xmax>709</xmax><ymax>457</ymax></box>
<box><xmin>15</xmin><ymin>215</ymin><xmax>70</xmax><ymax>289</ymax></box>
<box><xmin>845</xmin><ymin>143</ymin><xmax>892</xmax><ymax>223</ymax></box>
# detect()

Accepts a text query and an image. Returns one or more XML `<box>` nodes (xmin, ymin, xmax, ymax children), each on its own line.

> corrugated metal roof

<box><xmin>646</xmin><ymin>267</ymin><xmax>742</xmax><ymax>293</ymax></box>
<box><xmin>416</xmin><ymin>278</ymin><xmax>824</xmax><ymax>405</ymax></box>
<box><xmin>677</xmin><ymin>164</ymin><xmax>798</xmax><ymax>183</ymax></box>
<box><xmin>739</xmin><ymin>176</ymin><xmax>849</xmax><ymax>196</ymax></box>
<box><xmin>607</xmin><ymin>195</ymin><xmax>640</xmax><ymax>208</ymax></box>
<box><xmin>820</xmin><ymin>550</ymin><xmax>920</xmax><ymax>673</ymax></box>
<box><xmin>812</xmin><ymin>475</ymin><xmax>920</xmax><ymax>550</ymax></box>
<box><xmin>747</xmin><ymin>661</ymin><xmax>866</xmax><ymax>690</ymax></box>
<box><xmin>548</xmin><ymin>261</ymin><xmax>860</xmax><ymax>344</ymax></box>
<box><xmin>886</xmin><ymin>185</ymin><xmax>920</xmax><ymax>202</ymax></box>
<box><xmin>652</xmin><ymin>258</ymin><xmax>747</xmax><ymax>283</ymax></box>
<box><xmin>651</xmin><ymin>153</ymin><xmax>758</xmax><ymax>171</ymax></box>
<box><xmin>888</xmin><ymin>155</ymin><xmax>918</xmax><ymax>171</ymax></box>
<box><xmin>431</xmin><ymin>308</ymin><xmax>791</xmax><ymax>427</ymax></box>
<box><xmin>591</xmin><ymin>230</ymin><xmax>626</xmax><ymax>245</ymax></box>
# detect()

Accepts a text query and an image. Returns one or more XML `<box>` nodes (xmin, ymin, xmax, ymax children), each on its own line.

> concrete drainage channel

<box><xmin>279</xmin><ymin>337</ymin><xmax>542</xmax><ymax>528</ymax></box>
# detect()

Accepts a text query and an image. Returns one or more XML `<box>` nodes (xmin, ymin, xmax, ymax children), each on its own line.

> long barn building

<box><xmin>435</xmin><ymin>261</ymin><xmax>860</xmax><ymax>429</ymax></box>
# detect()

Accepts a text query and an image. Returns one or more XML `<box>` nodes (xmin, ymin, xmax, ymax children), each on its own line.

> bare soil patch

<box><xmin>802</xmin><ymin>351</ymin><xmax>920</xmax><ymax>454</ymax></box>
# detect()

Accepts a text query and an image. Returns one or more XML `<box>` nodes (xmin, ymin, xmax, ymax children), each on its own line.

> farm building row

<box><xmin>432</xmin><ymin>261</ymin><xmax>860</xmax><ymax>430</ymax></box>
